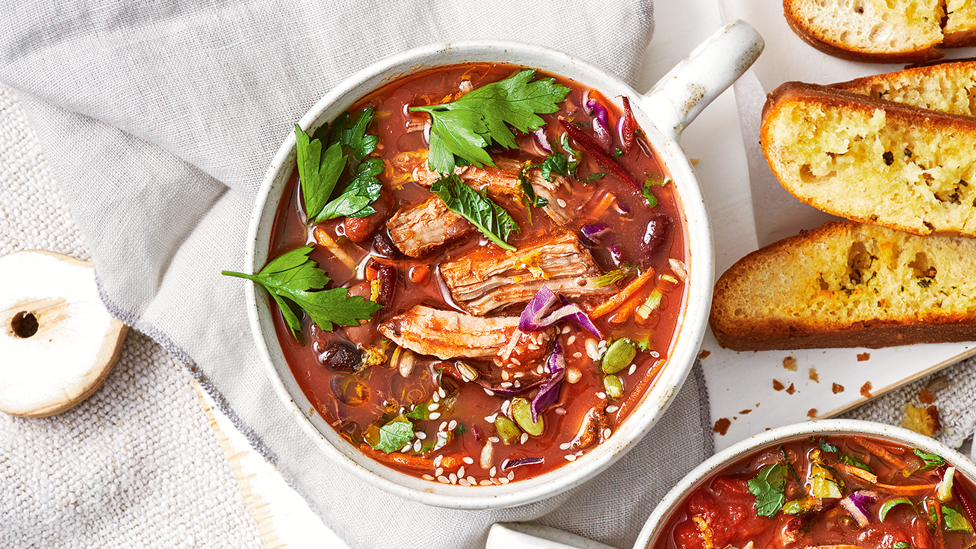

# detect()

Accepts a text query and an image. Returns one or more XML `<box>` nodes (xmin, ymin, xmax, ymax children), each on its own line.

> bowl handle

<box><xmin>641</xmin><ymin>19</ymin><xmax>763</xmax><ymax>139</ymax></box>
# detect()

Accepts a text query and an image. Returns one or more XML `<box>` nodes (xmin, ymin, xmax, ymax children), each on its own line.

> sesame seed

<box><xmin>423</xmin><ymin>474</ymin><xmax>435</xmax><ymax>481</ymax></box>
<box><xmin>507</xmin><ymin>472</ymin><xmax>515</xmax><ymax>480</ymax></box>
<box><xmin>435</xmin><ymin>467</ymin><xmax>444</xmax><ymax>476</ymax></box>
<box><xmin>416</xmin><ymin>432</ymin><xmax>427</xmax><ymax>440</ymax></box>
<box><xmin>501</xmin><ymin>401</ymin><xmax>511</xmax><ymax>415</ymax></box>
<box><xmin>511</xmin><ymin>358</ymin><xmax>521</xmax><ymax>366</ymax></box>
<box><xmin>450</xmin><ymin>473</ymin><xmax>458</xmax><ymax>484</ymax></box>
<box><xmin>500</xmin><ymin>381</ymin><xmax>513</xmax><ymax>388</ymax></box>
<box><xmin>559</xmin><ymin>442</ymin><xmax>571</xmax><ymax>450</ymax></box>
<box><xmin>491</xmin><ymin>478</ymin><xmax>501</xmax><ymax>485</ymax></box>
<box><xmin>437</xmin><ymin>476</ymin><xmax>450</xmax><ymax>484</ymax></box>
<box><xmin>485</xmin><ymin>413</ymin><xmax>498</xmax><ymax>423</ymax></box>
<box><xmin>513</xmin><ymin>371</ymin><xmax>524</xmax><ymax>378</ymax></box>
<box><xmin>514</xmin><ymin>380</ymin><xmax>521</xmax><ymax>388</ymax></box>
<box><xmin>458</xmin><ymin>466</ymin><xmax>466</xmax><ymax>478</ymax></box>
<box><xmin>459</xmin><ymin>479</ymin><xmax>471</xmax><ymax>486</ymax></box>
<box><xmin>468</xmin><ymin>476</ymin><xmax>477</xmax><ymax>484</ymax></box>
<box><xmin>573</xmin><ymin>352</ymin><xmax>582</xmax><ymax>359</ymax></box>
<box><xmin>413</xmin><ymin>440</ymin><xmax>422</xmax><ymax>452</ymax></box>
<box><xmin>462</xmin><ymin>457</ymin><xmax>474</xmax><ymax>465</ymax></box>
<box><xmin>606</xmin><ymin>405</ymin><xmax>619</xmax><ymax>413</ymax></box>
<box><xmin>432</xmin><ymin>392</ymin><xmax>440</xmax><ymax>402</ymax></box>
<box><xmin>429</xmin><ymin>402</ymin><xmax>440</xmax><ymax>411</ymax></box>
<box><xmin>433</xmin><ymin>455</ymin><xmax>444</xmax><ymax>468</ymax></box>
<box><xmin>401</xmin><ymin>443</ymin><xmax>412</xmax><ymax>452</ymax></box>
<box><xmin>596</xmin><ymin>392</ymin><xmax>607</xmax><ymax>399</ymax></box>
<box><xmin>499</xmin><ymin>477</ymin><xmax>510</xmax><ymax>485</ymax></box>
<box><xmin>430</xmin><ymin>412</ymin><xmax>442</xmax><ymax>420</ymax></box>
<box><xmin>567</xmin><ymin>335</ymin><xmax>576</xmax><ymax>345</ymax></box>
<box><xmin>650</xmin><ymin>350</ymin><xmax>660</xmax><ymax>358</ymax></box>
<box><xmin>561</xmin><ymin>326</ymin><xmax>571</xmax><ymax>335</ymax></box>
<box><xmin>439</xmin><ymin>388</ymin><xmax>447</xmax><ymax>398</ymax></box>
<box><xmin>528</xmin><ymin>344</ymin><xmax>539</xmax><ymax>351</ymax></box>
<box><xmin>489</xmin><ymin>436</ymin><xmax>500</xmax><ymax>443</ymax></box>
<box><xmin>484</xmin><ymin>388</ymin><xmax>495</xmax><ymax>396</ymax></box>
<box><xmin>557</xmin><ymin>198</ymin><xmax>567</xmax><ymax>208</ymax></box>
<box><xmin>448</xmin><ymin>420</ymin><xmax>458</xmax><ymax>431</ymax></box>
<box><xmin>555</xmin><ymin>407</ymin><xmax>566</xmax><ymax>415</ymax></box>
<box><xmin>480</xmin><ymin>480</ymin><xmax>493</xmax><ymax>486</ymax></box>
<box><xmin>489</xmin><ymin>467</ymin><xmax>497</xmax><ymax>477</ymax></box>
<box><xmin>603</xmin><ymin>428</ymin><xmax>612</xmax><ymax>438</ymax></box>
<box><xmin>520</xmin><ymin>433</ymin><xmax>529</xmax><ymax>444</ymax></box>
<box><xmin>628</xmin><ymin>364</ymin><xmax>637</xmax><ymax>375</ymax></box>
<box><xmin>439</xmin><ymin>421</ymin><xmax>448</xmax><ymax>431</ymax></box>
<box><xmin>564</xmin><ymin>454</ymin><xmax>577</xmax><ymax>462</ymax></box>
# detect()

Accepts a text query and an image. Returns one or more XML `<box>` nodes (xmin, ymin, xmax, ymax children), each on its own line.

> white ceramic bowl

<box><xmin>244</xmin><ymin>22</ymin><xmax>763</xmax><ymax>508</ymax></box>
<box><xmin>634</xmin><ymin>419</ymin><xmax>976</xmax><ymax>548</ymax></box>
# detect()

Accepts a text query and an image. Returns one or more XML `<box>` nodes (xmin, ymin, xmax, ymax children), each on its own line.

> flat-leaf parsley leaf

<box><xmin>222</xmin><ymin>245</ymin><xmax>382</xmax><ymax>341</ymax></box>
<box><xmin>748</xmin><ymin>463</ymin><xmax>787</xmax><ymax>517</ymax></box>
<box><xmin>411</xmin><ymin>69</ymin><xmax>569</xmax><ymax>174</ymax></box>
<box><xmin>431</xmin><ymin>174</ymin><xmax>520</xmax><ymax>251</ymax></box>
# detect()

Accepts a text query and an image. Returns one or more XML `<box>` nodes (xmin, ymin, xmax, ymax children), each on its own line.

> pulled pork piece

<box><xmin>391</xmin><ymin>152</ymin><xmax>574</xmax><ymax>224</ymax></box>
<box><xmin>440</xmin><ymin>229</ymin><xmax>615</xmax><ymax>316</ymax></box>
<box><xmin>386</xmin><ymin>197</ymin><xmax>473</xmax><ymax>257</ymax></box>
<box><xmin>378</xmin><ymin>305</ymin><xmax>553</xmax><ymax>361</ymax></box>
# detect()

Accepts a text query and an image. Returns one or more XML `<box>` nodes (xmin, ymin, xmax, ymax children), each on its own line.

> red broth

<box><xmin>652</xmin><ymin>435</ymin><xmax>976</xmax><ymax>549</ymax></box>
<box><xmin>266</xmin><ymin>63</ymin><xmax>687</xmax><ymax>484</ymax></box>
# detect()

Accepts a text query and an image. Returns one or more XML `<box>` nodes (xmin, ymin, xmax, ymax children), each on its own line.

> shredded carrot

<box><xmin>853</xmin><ymin>436</ymin><xmax>906</xmax><ymax>469</ymax></box>
<box><xmin>587</xmin><ymin>192</ymin><xmax>617</xmax><ymax>219</ymax></box>
<box><xmin>410</xmin><ymin>265</ymin><xmax>430</xmax><ymax>284</ymax></box>
<box><xmin>607</xmin><ymin>290</ymin><xmax>645</xmax><ymax>324</ymax></box>
<box><xmin>835</xmin><ymin>462</ymin><xmax>878</xmax><ymax>484</ymax></box>
<box><xmin>591</xmin><ymin>268</ymin><xmax>655</xmax><ymax>318</ymax></box>
<box><xmin>358</xmin><ymin>444</ymin><xmax>467</xmax><ymax>471</ymax></box>
<box><xmin>933</xmin><ymin>499</ymin><xmax>946</xmax><ymax>549</ymax></box>
<box><xmin>616</xmin><ymin>358</ymin><xmax>667</xmax><ymax>420</ymax></box>
<box><xmin>872</xmin><ymin>482</ymin><xmax>939</xmax><ymax>496</ymax></box>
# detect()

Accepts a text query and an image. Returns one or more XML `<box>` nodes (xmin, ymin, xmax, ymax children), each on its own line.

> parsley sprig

<box><xmin>431</xmin><ymin>174</ymin><xmax>520</xmax><ymax>251</ymax></box>
<box><xmin>295</xmin><ymin>108</ymin><xmax>382</xmax><ymax>225</ymax></box>
<box><xmin>748</xmin><ymin>463</ymin><xmax>787</xmax><ymax>517</ymax></box>
<box><xmin>410</xmin><ymin>69</ymin><xmax>570</xmax><ymax>174</ymax></box>
<box><xmin>222</xmin><ymin>245</ymin><xmax>382</xmax><ymax>341</ymax></box>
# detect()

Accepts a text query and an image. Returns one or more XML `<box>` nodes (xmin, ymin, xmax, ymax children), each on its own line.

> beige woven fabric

<box><xmin>0</xmin><ymin>83</ymin><xmax>262</xmax><ymax>548</ymax></box>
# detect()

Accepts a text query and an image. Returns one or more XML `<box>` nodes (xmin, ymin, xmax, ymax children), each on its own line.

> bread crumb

<box><xmin>698</xmin><ymin>350</ymin><xmax>710</xmax><ymax>359</ymax></box>
<box><xmin>857</xmin><ymin>352</ymin><xmax>870</xmax><ymax>362</ymax></box>
<box><xmin>919</xmin><ymin>389</ymin><xmax>936</xmax><ymax>404</ymax></box>
<box><xmin>739</xmin><ymin>409</ymin><xmax>752</xmax><ymax>415</ymax></box>
<box><xmin>901</xmin><ymin>403</ymin><xmax>941</xmax><ymax>436</ymax></box>
<box><xmin>783</xmin><ymin>356</ymin><xmax>797</xmax><ymax>371</ymax></box>
<box><xmin>713</xmin><ymin>417</ymin><xmax>731</xmax><ymax>435</ymax></box>
<box><xmin>860</xmin><ymin>381</ymin><xmax>873</xmax><ymax>398</ymax></box>
<box><xmin>773</xmin><ymin>379</ymin><xmax>785</xmax><ymax>391</ymax></box>
<box><xmin>832</xmin><ymin>382</ymin><xmax>845</xmax><ymax>394</ymax></box>
<box><xmin>807</xmin><ymin>408</ymin><xmax>817</xmax><ymax>418</ymax></box>
<box><xmin>786</xmin><ymin>383</ymin><xmax>796</xmax><ymax>395</ymax></box>
<box><xmin>690</xmin><ymin>158</ymin><xmax>699</xmax><ymax>166</ymax></box>
<box><xmin>809</xmin><ymin>367</ymin><xmax>819</xmax><ymax>382</ymax></box>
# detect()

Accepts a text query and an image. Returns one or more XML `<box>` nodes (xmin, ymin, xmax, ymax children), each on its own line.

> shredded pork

<box><xmin>386</xmin><ymin>197</ymin><xmax>473</xmax><ymax>258</ymax></box>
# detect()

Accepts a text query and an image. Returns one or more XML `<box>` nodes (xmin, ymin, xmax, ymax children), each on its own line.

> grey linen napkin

<box><xmin>0</xmin><ymin>1</ymin><xmax>715</xmax><ymax>548</ymax></box>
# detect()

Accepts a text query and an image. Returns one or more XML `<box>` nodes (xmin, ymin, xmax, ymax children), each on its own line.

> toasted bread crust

<box><xmin>830</xmin><ymin>60</ymin><xmax>976</xmax><ymax>117</ymax></box>
<box><xmin>710</xmin><ymin>222</ymin><xmax>976</xmax><ymax>351</ymax></box>
<box><xmin>761</xmin><ymin>81</ymin><xmax>976</xmax><ymax>237</ymax></box>
<box><xmin>783</xmin><ymin>0</ymin><xmax>944</xmax><ymax>63</ymax></box>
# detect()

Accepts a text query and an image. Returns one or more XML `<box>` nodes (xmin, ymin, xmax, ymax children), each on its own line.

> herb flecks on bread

<box><xmin>761</xmin><ymin>82</ymin><xmax>976</xmax><ymax>237</ymax></box>
<box><xmin>710</xmin><ymin>221</ymin><xmax>976</xmax><ymax>351</ymax></box>
<box><xmin>784</xmin><ymin>0</ymin><xmax>945</xmax><ymax>62</ymax></box>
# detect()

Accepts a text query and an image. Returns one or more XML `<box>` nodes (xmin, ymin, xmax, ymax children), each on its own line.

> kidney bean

<box><xmin>372</xmin><ymin>230</ymin><xmax>402</xmax><ymax>259</ymax></box>
<box><xmin>318</xmin><ymin>340</ymin><xmax>362</xmax><ymax>371</ymax></box>
<box><xmin>640</xmin><ymin>213</ymin><xmax>671</xmax><ymax>266</ymax></box>
<box><xmin>375</xmin><ymin>264</ymin><xmax>398</xmax><ymax>307</ymax></box>
<box><xmin>344</xmin><ymin>191</ymin><xmax>392</xmax><ymax>243</ymax></box>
